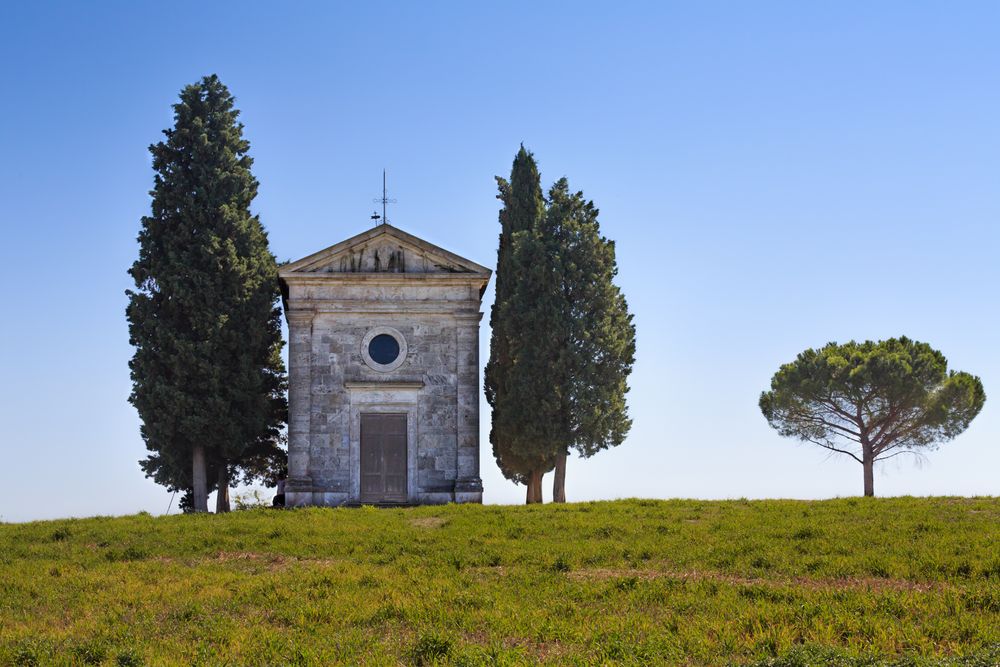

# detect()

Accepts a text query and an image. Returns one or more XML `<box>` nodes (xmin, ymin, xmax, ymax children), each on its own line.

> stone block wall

<box><xmin>283</xmin><ymin>304</ymin><xmax>484</xmax><ymax>505</ymax></box>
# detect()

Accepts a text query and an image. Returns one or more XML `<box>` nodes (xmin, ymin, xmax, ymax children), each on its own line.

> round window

<box><xmin>360</xmin><ymin>327</ymin><xmax>408</xmax><ymax>372</ymax></box>
<box><xmin>368</xmin><ymin>334</ymin><xmax>400</xmax><ymax>365</ymax></box>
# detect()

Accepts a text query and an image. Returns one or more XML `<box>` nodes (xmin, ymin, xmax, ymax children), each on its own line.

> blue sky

<box><xmin>1</xmin><ymin>2</ymin><xmax>997</xmax><ymax>521</ymax></box>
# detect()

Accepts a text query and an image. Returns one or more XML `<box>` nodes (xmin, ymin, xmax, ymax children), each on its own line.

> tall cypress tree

<box><xmin>126</xmin><ymin>75</ymin><xmax>287</xmax><ymax>513</ymax></box>
<box><xmin>503</xmin><ymin>188</ymin><xmax>571</xmax><ymax>501</ymax></box>
<box><xmin>545</xmin><ymin>179</ymin><xmax>636</xmax><ymax>502</ymax></box>
<box><xmin>485</xmin><ymin>146</ymin><xmax>555</xmax><ymax>503</ymax></box>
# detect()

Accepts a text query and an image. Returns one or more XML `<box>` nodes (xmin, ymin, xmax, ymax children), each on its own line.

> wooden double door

<box><xmin>360</xmin><ymin>413</ymin><xmax>408</xmax><ymax>503</ymax></box>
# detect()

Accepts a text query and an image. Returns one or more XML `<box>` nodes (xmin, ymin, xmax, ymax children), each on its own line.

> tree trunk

<box><xmin>526</xmin><ymin>469</ymin><xmax>544</xmax><ymax>504</ymax></box>
<box><xmin>216</xmin><ymin>466</ymin><xmax>231</xmax><ymax>513</ymax></box>
<box><xmin>862</xmin><ymin>449</ymin><xmax>875</xmax><ymax>497</ymax></box>
<box><xmin>552</xmin><ymin>453</ymin><xmax>567</xmax><ymax>503</ymax></box>
<box><xmin>191</xmin><ymin>445</ymin><xmax>208</xmax><ymax>512</ymax></box>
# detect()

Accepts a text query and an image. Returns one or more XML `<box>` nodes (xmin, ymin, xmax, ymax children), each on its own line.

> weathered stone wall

<box><xmin>283</xmin><ymin>294</ymin><xmax>484</xmax><ymax>506</ymax></box>
<box><xmin>307</xmin><ymin>314</ymin><xmax>462</xmax><ymax>501</ymax></box>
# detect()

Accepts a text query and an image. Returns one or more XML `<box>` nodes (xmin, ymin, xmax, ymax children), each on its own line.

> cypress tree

<box><xmin>126</xmin><ymin>75</ymin><xmax>287</xmax><ymax>512</ymax></box>
<box><xmin>503</xmin><ymin>191</ymin><xmax>571</xmax><ymax>501</ymax></box>
<box><xmin>485</xmin><ymin>146</ymin><xmax>555</xmax><ymax>502</ymax></box>
<box><xmin>545</xmin><ymin>179</ymin><xmax>636</xmax><ymax>502</ymax></box>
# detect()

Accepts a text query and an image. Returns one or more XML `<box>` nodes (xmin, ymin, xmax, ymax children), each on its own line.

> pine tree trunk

<box><xmin>552</xmin><ymin>453</ymin><xmax>567</xmax><ymax>503</ymax></box>
<box><xmin>191</xmin><ymin>446</ymin><xmax>208</xmax><ymax>512</ymax></box>
<box><xmin>526</xmin><ymin>469</ymin><xmax>544</xmax><ymax>504</ymax></box>
<box><xmin>863</xmin><ymin>451</ymin><xmax>875</xmax><ymax>497</ymax></box>
<box><xmin>216</xmin><ymin>466</ymin><xmax>231</xmax><ymax>513</ymax></box>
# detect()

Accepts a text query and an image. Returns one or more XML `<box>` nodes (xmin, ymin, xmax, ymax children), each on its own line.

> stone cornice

<box><xmin>454</xmin><ymin>310</ymin><xmax>485</xmax><ymax>324</ymax></box>
<box><xmin>344</xmin><ymin>380</ymin><xmax>425</xmax><ymax>391</ymax></box>
<box><xmin>322</xmin><ymin>301</ymin><xmax>480</xmax><ymax>310</ymax></box>
<box><xmin>285</xmin><ymin>310</ymin><xmax>315</xmax><ymax>325</ymax></box>
<box><xmin>280</xmin><ymin>272</ymin><xmax>490</xmax><ymax>290</ymax></box>
<box><xmin>288</xmin><ymin>300</ymin><xmax>483</xmax><ymax>315</ymax></box>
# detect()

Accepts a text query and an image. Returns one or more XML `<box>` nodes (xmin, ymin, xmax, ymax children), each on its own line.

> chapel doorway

<box><xmin>360</xmin><ymin>413</ymin><xmax>408</xmax><ymax>502</ymax></box>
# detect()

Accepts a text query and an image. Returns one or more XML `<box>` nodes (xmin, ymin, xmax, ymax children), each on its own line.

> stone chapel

<box><xmin>278</xmin><ymin>224</ymin><xmax>492</xmax><ymax>506</ymax></box>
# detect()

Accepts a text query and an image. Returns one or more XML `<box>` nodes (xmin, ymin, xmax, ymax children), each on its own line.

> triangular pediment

<box><xmin>280</xmin><ymin>224</ymin><xmax>492</xmax><ymax>277</ymax></box>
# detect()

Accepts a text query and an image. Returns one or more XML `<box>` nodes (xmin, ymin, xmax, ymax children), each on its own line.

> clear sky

<box><xmin>1</xmin><ymin>2</ymin><xmax>997</xmax><ymax>522</ymax></box>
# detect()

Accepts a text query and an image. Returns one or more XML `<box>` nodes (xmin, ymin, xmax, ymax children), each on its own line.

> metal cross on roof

<box><xmin>372</xmin><ymin>169</ymin><xmax>396</xmax><ymax>226</ymax></box>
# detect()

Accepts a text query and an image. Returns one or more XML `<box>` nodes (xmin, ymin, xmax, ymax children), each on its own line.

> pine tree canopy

<box><xmin>760</xmin><ymin>337</ymin><xmax>985</xmax><ymax>495</ymax></box>
<box><xmin>126</xmin><ymin>75</ymin><xmax>287</xmax><ymax>507</ymax></box>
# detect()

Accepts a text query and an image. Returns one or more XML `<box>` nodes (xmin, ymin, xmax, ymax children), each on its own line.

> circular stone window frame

<box><xmin>360</xmin><ymin>326</ymin><xmax>408</xmax><ymax>373</ymax></box>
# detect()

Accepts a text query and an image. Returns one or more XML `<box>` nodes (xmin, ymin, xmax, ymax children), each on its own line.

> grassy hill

<box><xmin>2</xmin><ymin>498</ymin><xmax>999</xmax><ymax>666</ymax></box>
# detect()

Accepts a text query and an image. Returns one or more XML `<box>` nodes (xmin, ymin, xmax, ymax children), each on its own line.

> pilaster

<box><xmin>454</xmin><ymin>310</ymin><xmax>483</xmax><ymax>502</ymax></box>
<box><xmin>285</xmin><ymin>309</ymin><xmax>314</xmax><ymax>504</ymax></box>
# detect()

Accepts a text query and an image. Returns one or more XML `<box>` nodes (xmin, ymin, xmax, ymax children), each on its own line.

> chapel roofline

<box><xmin>278</xmin><ymin>223</ymin><xmax>493</xmax><ymax>278</ymax></box>
<box><xmin>278</xmin><ymin>223</ymin><xmax>492</xmax><ymax>318</ymax></box>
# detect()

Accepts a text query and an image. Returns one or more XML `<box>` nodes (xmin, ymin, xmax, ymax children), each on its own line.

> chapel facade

<box><xmin>278</xmin><ymin>224</ymin><xmax>491</xmax><ymax>506</ymax></box>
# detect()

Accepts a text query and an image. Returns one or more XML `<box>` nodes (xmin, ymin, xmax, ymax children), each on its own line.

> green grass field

<box><xmin>2</xmin><ymin>498</ymin><xmax>999</xmax><ymax>666</ymax></box>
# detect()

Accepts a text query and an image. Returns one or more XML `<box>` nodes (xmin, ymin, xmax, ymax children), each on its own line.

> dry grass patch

<box><xmin>568</xmin><ymin>566</ymin><xmax>949</xmax><ymax>592</ymax></box>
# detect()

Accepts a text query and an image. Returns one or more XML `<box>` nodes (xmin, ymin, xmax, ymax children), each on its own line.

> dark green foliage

<box><xmin>49</xmin><ymin>527</ymin><xmax>70</xmax><ymax>542</ymax></box>
<box><xmin>543</xmin><ymin>179</ymin><xmax>635</xmax><ymax>459</ymax></box>
<box><xmin>73</xmin><ymin>641</ymin><xmax>108</xmax><ymax>665</ymax></box>
<box><xmin>126</xmin><ymin>75</ymin><xmax>287</xmax><ymax>507</ymax></box>
<box><xmin>409</xmin><ymin>632</ymin><xmax>453</xmax><ymax>665</ymax></box>
<box><xmin>485</xmin><ymin>146</ymin><xmax>554</xmax><ymax>485</ymax></box>
<box><xmin>550</xmin><ymin>554</ymin><xmax>572</xmax><ymax>572</ymax></box>
<box><xmin>497</xmin><ymin>171</ymin><xmax>570</xmax><ymax>475</ymax></box>
<box><xmin>115</xmin><ymin>649</ymin><xmax>144</xmax><ymax>667</ymax></box>
<box><xmin>485</xmin><ymin>148</ymin><xmax>636</xmax><ymax>498</ymax></box>
<box><xmin>760</xmin><ymin>337</ymin><xmax>985</xmax><ymax>496</ymax></box>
